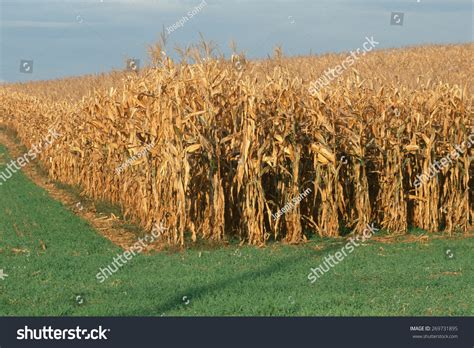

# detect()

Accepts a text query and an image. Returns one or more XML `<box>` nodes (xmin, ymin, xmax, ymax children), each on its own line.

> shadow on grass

<box><xmin>123</xmin><ymin>243</ymin><xmax>346</xmax><ymax>316</ymax></box>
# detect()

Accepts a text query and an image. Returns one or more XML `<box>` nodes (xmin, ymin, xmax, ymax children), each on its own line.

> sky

<box><xmin>0</xmin><ymin>0</ymin><xmax>472</xmax><ymax>82</ymax></box>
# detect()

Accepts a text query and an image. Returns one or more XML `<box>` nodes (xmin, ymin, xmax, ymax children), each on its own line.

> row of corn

<box><xmin>0</xmin><ymin>44</ymin><xmax>472</xmax><ymax>245</ymax></box>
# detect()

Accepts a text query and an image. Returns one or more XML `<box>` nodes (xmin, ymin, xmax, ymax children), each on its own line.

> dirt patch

<box><xmin>429</xmin><ymin>271</ymin><xmax>462</xmax><ymax>279</ymax></box>
<box><xmin>373</xmin><ymin>233</ymin><xmax>473</xmax><ymax>244</ymax></box>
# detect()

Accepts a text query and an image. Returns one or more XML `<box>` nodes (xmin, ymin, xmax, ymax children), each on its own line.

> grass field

<box><xmin>1</xmin><ymin>144</ymin><xmax>472</xmax><ymax>316</ymax></box>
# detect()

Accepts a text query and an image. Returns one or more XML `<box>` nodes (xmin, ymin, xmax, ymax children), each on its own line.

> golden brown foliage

<box><xmin>0</xmin><ymin>43</ymin><xmax>472</xmax><ymax>245</ymax></box>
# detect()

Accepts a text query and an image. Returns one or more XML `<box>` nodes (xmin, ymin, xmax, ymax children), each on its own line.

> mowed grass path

<box><xmin>0</xmin><ymin>144</ymin><xmax>472</xmax><ymax>316</ymax></box>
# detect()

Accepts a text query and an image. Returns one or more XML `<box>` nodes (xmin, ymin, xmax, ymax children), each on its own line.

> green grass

<box><xmin>0</xmin><ymin>143</ymin><xmax>472</xmax><ymax>316</ymax></box>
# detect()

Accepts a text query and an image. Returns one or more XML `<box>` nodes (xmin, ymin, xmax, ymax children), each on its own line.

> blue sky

<box><xmin>0</xmin><ymin>0</ymin><xmax>472</xmax><ymax>82</ymax></box>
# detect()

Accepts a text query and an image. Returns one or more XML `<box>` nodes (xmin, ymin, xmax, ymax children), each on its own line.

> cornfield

<box><xmin>0</xmin><ymin>43</ymin><xmax>472</xmax><ymax>246</ymax></box>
